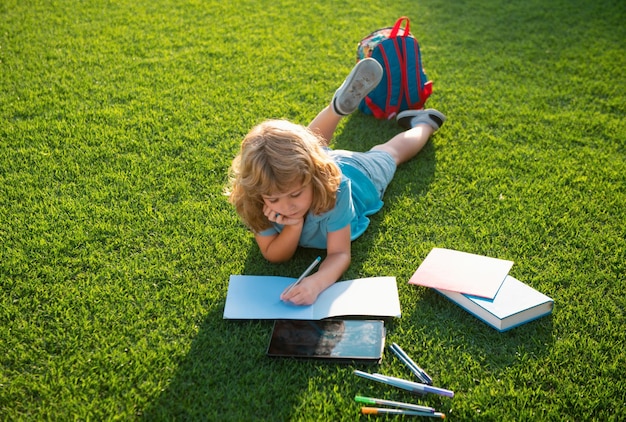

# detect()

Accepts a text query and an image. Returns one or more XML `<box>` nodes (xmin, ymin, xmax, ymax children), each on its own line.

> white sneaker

<box><xmin>332</xmin><ymin>58</ymin><xmax>383</xmax><ymax>115</ymax></box>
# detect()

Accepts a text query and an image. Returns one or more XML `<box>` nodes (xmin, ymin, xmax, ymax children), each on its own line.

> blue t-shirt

<box><xmin>258</xmin><ymin>159</ymin><xmax>384</xmax><ymax>249</ymax></box>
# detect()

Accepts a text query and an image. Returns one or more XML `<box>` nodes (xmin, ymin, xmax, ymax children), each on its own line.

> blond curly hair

<box><xmin>228</xmin><ymin>119</ymin><xmax>342</xmax><ymax>233</ymax></box>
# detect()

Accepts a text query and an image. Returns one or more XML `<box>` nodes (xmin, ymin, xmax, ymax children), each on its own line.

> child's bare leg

<box><xmin>371</xmin><ymin>124</ymin><xmax>434</xmax><ymax>165</ymax></box>
<box><xmin>373</xmin><ymin>108</ymin><xmax>447</xmax><ymax>165</ymax></box>
<box><xmin>308</xmin><ymin>105</ymin><xmax>342</xmax><ymax>146</ymax></box>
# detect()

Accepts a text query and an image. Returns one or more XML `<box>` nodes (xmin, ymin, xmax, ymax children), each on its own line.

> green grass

<box><xmin>1</xmin><ymin>0</ymin><xmax>624</xmax><ymax>420</ymax></box>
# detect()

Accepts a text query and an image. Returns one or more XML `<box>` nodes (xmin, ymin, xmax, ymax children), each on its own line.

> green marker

<box><xmin>355</xmin><ymin>395</ymin><xmax>436</xmax><ymax>413</ymax></box>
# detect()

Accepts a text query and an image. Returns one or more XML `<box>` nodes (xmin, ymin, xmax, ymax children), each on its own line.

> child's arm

<box><xmin>280</xmin><ymin>225</ymin><xmax>351</xmax><ymax>305</ymax></box>
<box><xmin>254</xmin><ymin>220</ymin><xmax>303</xmax><ymax>263</ymax></box>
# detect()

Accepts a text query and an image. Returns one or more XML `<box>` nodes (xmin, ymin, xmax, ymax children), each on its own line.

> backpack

<box><xmin>356</xmin><ymin>16</ymin><xmax>433</xmax><ymax>120</ymax></box>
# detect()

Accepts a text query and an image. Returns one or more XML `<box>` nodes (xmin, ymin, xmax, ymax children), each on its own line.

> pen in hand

<box><xmin>282</xmin><ymin>256</ymin><xmax>322</xmax><ymax>297</ymax></box>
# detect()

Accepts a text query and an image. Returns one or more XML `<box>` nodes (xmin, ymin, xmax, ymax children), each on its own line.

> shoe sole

<box><xmin>397</xmin><ymin>109</ymin><xmax>446</xmax><ymax>130</ymax></box>
<box><xmin>335</xmin><ymin>59</ymin><xmax>383</xmax><ymax>115</ymax></box>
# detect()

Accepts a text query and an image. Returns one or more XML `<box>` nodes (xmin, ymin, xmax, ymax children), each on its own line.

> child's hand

<box><xmin>263</xmin><ymin>204</ymin><xmax>304</xmax><ymax>226</ymax></box>
<box><xmin>280</xmin><ymin>277</ymin><xmax>322</xmax><ymax>306</ymax></box>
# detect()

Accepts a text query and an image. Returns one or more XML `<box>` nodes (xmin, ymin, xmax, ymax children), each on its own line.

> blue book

<box><xmin>435</xmin><ymin>275</ymin><xmax>554</xmax><ymax>332</ymax></box>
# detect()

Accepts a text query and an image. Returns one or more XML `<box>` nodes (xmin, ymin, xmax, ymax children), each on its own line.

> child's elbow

<box><xmin>342</xmin><ymin>252</ymin><xmax>351</xmax><ymax>268</ymax></box>
<box><xmin>262</xmin><ymin>250</ymin><xmax>295</xmax><ymax>264</ymax></box>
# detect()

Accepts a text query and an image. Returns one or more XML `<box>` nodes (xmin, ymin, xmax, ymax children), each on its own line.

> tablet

<box><xmin>267</xmin><ymin>319</ymin><xmax>385</xmax><ymax>363</ymax></box>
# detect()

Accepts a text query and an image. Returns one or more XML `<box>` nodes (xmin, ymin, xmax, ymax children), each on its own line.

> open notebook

<box><xmin>223</xmin><ymin>275</ymin><xmax>401</xmax><ymax>320</ymax></box>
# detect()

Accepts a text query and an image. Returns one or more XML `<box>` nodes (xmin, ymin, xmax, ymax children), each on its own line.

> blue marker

<box><xmin>354</xmin><ymin>370</ymin><xmax>454</xmax><ymax>398</ymax></box>
<box><xmin>373</xmin><ymin>373</ymin><xmax>454</xmax><ymax>398</ymax></box>
<box><xmin>390</xmin><ymin>342</ymin><xmax>433</xmax><ymax>385</ymax></box>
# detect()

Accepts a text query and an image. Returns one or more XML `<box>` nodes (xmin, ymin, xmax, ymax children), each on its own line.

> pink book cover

<box><xmin>409</xmin><ymin>248</ymin><xmax>514</xmax><ymax>299</ymax></box>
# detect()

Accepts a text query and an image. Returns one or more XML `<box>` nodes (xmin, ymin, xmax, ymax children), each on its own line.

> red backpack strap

<box><xmin>390</xmin><ymin>17</ymin><xmax>410</xmax><ymax>118</ymax></box>
<box><xmin>389</xmin><ymin>16</ymin><xmax>410</xmax><ymax>38</ymax></box>
<box><xmin>409</xmin><ymin>39</ymin><xmax>433</xmax><ymax>109</ymax></box>
<box><xmin>398</xmin><ymin>37</ymin><xmax>410</xmax><ymax>112</ymax></box>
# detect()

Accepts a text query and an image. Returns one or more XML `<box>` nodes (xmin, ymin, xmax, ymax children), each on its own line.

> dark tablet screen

<box><xmin>267</xmin><ymin>319</ymin><xmax>385</xmax><ymax>363</ymax></box>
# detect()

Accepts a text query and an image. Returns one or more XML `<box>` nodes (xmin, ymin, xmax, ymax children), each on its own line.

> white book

<box><xmin>223</xmin><ymin>275</ymin><xmax>401</xmax><ymax>320</ymax></box>
<box><xmin>435</xmin><ymin>275</ymin><xmax>554</xmax><ymax>332</ymax></box>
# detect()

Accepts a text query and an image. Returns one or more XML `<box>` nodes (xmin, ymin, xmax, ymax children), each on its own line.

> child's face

<box><xmin>262</xmin><ymin>183</ymin><xmax>314</xmax><ymax>220</ymax></box>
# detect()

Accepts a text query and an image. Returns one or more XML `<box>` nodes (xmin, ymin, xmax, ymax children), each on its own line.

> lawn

<box><xmin>1</xmin><ymin>0</ymin><xmax>624</xmax><ymax>420</ymax></box>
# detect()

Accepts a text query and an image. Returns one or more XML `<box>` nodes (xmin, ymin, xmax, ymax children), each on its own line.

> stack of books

<box><xmin>409</xmin><ymin>248</ymin><xmax>554</xmax><ymax>332</ymax></box>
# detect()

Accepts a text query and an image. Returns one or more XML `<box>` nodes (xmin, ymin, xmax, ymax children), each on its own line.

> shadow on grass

<box><xmin>142</xmin><ymin>114</ymin><xmax>439</xmax><ymax>420</ymax></box>
<box><xmin>140</xmin><ymin>246</ymin><xmax>321</xmax><ymax>420</ymax></box>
